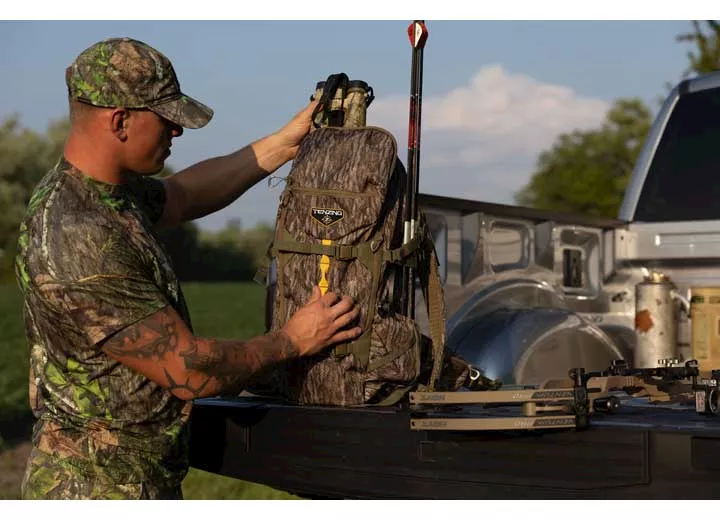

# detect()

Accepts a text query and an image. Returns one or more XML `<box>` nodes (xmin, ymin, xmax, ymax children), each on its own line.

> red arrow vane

<box><xmin>407</xmin><ymin>20</ymin><xmax>428</xmax><ymax>49</ymax></box>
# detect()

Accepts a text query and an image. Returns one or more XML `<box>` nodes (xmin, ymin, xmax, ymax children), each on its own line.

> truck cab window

<box><xmin>635</xmin><ymin>86</ymin><xmax>720</xmax><ymax>222</ymax></box>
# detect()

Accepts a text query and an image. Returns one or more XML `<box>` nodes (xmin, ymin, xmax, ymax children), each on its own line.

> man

<box><xmin>15</xmin><ymin>37</ymin><xmax>362</xmax><ymax>500</ymax></box>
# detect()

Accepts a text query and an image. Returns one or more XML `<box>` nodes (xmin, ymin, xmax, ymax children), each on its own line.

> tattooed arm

<box><xmin>99</xmin><ymin>286</ymin><xmax>361</xmax><ymax>400</ymax></box>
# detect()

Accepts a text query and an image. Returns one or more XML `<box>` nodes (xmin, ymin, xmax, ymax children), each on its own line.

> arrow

<box><xmin>402</xmin><ymin>20</ymin><xmax>428</xmax><ymax>318</ymax></box>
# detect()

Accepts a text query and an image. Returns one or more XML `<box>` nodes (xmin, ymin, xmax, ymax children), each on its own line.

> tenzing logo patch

<box><xmin>311</xmin><ymin>208</ymin><xmax>344</xmax><ymax>226</ymax></box>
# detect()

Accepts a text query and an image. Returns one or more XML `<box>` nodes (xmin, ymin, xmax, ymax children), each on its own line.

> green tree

<box><xmin>237</xmin><ymin>221</ymin><xmax>274</xmax><ymax>269</ymax></box>
<box><xmin>211</xmin><ymin>219</ymin><xmax>274</xmax><ymax>270</ymax></box>
<box><xmin>515</xmin><ymin>99</ymin><xmax>652</xmax><ymax>218</ymax></box>
<box><xmin>198</xmin><ymin>219</ymin><xmax>275</xmax><ymax>281</ymax></box>
<box><xmin>677</xmin><ymin>20</ymin><xmax>720</xmax><ymax>77</ymax></box>
<box><xmin>0</xmin><ymin>115</ymin><xmax>69</xmax><ymax>280</ymax></box>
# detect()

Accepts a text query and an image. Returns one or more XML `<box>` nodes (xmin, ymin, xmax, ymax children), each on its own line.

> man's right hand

<box><xmin>282</xmin><ymin>286</ymin><xmax>362</xmax><ymax>357</ymax></box>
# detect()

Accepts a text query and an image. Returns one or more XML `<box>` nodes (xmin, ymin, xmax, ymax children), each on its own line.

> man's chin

<box><xmin>138</xmin><ymin>163</ymin><xmax>166</xmax><ymax>177</ymax></box>
<box><xmin>151</xmin><ymin>163</ymin><xmax>166</xmax><ymax>176</ymax></box>
<box><xmin>124</xmin><ymin>159</ymin><xmax>168</xmax><ymax>177</ymax></box>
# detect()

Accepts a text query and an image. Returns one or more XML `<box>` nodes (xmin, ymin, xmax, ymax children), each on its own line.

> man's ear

<box><xmin>109</xmin><ymin>108</ymin><xmax>130</xmax><ymax>142</ymax></box>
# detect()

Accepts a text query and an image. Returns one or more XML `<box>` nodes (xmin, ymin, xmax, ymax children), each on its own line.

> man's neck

<box><xmin>64</xmin><ymin>132</ymin><xmax>125</xmax><ymax>185</ymax></box>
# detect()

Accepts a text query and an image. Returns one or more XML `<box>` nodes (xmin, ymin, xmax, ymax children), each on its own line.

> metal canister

<box><xmin>311</xmin><ymin>80</ymin><xmax>345</xmax><ymax>127</ymax></box>
<box><xmin>633</xmin><ymin>272</ymin><xmax>677</xmax><ymax>368</ymax></box>
<box><xmin>690</xmin><ymin>287</ymin><xmax>720</xmax><ymax>375</ymax></box>
<box><xmin>311</xmin><ymin>79</ymin><xmax>374</xmax><ymax>128</ymax></box>
<box><xmin>343</xmin><ymin>80</ymin><xmax>374</xmax><ymax>128</ymax></box>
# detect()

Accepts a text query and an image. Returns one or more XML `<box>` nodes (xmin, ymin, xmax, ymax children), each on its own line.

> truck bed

<box><xmin>188</xmin><ymin>396</ymin><xmax>720</xmax><ymax>499</ymax></box>
<box><xmin>418</xmin><ymin>193</ymin><xmax>627</xmax><ymax>229</ymax></box>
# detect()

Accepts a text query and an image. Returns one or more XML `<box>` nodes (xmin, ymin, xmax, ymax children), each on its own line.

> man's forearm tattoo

<box><xmin>102</xmin><ymin>307</ymin><xmax>299</xmax><ymax>398</ymax></box>
<box><xmin>102</xmin><ymin>310</ymin><xmax>179</xmax><ymax>359</ymax></box>
<box><xmin>179</xmin><ymin>331</ymin><xmax>298</xmax><ymax>397</ymax></box>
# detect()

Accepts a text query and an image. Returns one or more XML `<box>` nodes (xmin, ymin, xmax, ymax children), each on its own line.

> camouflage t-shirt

<box><xmin>15</xmin><ymin>157</ymin><xmax>193</xmax><ymax>492</ymax></box>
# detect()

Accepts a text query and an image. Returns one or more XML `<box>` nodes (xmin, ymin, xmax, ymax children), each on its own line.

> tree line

<box><xmin>0</xmin><ymin>21</ymin><xmax>718</xmax><ymax>282</ymax></box>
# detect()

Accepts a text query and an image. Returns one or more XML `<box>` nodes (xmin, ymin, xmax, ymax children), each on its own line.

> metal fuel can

<box><xmin>311</xmin><ymin>78</ymin><xmax>374</xmax><ymax>128</ymax></box>
<box><xmin>634</xmin><ymin>272</ymin><xmax>677</xmax><ymax>368</ymax></box>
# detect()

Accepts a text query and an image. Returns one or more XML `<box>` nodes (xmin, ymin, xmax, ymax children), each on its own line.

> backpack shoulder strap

<box><xmin>414</xmin><ymin>211</ymin><xmax>446</xmax><ymax>392</ymax></box>
<box><xmin>426</xmin><ymin>242</ymin><xmax>446</xmax><ymax>391</ymax></box>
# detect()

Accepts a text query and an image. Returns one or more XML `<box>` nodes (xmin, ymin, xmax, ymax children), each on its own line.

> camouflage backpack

<box><xmin>255</xmin><ymin>75</ymin><xmax>487</xmax><ymax>406</ymax></box>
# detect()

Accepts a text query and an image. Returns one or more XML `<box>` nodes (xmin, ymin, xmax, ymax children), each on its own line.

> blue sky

<box><xmin>0</xmin><ymin>20</ymin><xmax>697</xmax><ymax>230</ymax></box>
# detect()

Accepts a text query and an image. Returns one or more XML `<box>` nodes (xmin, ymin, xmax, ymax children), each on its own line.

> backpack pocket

<box><xmin>364</xmin><ymin>313</ymin><xmax>423</xmax><ymax>404</ymax></box>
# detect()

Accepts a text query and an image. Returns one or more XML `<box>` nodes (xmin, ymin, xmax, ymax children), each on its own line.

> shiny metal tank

<box><xmin>446</xmin><ymin>278</ymin><xmax>625</xmax><ymax>386</ymax></box>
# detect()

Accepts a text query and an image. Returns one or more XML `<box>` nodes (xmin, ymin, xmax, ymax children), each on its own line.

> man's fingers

<box><xmin>309</xmin><ymin>285</ymin><xmax>321</xmax><ymax>303</ymax></box>
<box><xmin>291</xmin><ymin>99</ymin><xmax>318</xmax><ymax>124</ymax></box>
<box><xmin>305</xmin><ymin>99</ymin><xmax>320</xmax><ymax>114</ymax></box>
<box><xmin>328</xmin><ymin>295</ymin><xmax>355</xmax><ymax>318</ymax></box>
<box><xmin>320</xmin><ymin>291</ymin><xmax>340</xmax><ymax>306</ymax></box>
<box><xmin>329</xmin><ymin>327</ymin><xmax>363</xmax><ymax>345</ymax></box>
<box><xmin>333</xmin><ymin>305</ymin><xmax>360</xmax><ymax>329</ymax></box>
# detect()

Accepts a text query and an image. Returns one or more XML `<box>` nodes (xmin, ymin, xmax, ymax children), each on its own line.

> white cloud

<box><xmin>367</xmin><ymin>65</ymin><xmax>609</xmax><ymax>204</ymax></box>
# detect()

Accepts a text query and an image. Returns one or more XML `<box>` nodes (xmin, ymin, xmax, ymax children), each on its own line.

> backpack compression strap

<box><xmin>271</xmin><ymin>238</ymin><xmax>420</xmax><ymax>267</ymax></box>
<box><xmin>269</xmin><ymin>235</ymin><xmax>422</xmax><ymax>369</ymax></box>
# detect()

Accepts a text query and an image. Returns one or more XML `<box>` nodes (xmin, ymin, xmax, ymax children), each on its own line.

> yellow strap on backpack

<box><xmin>319</xmin><ymin>239</ymin><xmax>332</xmax><ymax>295</ymax></box>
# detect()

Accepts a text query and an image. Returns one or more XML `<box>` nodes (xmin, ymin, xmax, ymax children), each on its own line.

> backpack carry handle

<box><xmin>311</xmin><ymin>73</ymin><xmax>374</xmax><ymax>129</ymax></box>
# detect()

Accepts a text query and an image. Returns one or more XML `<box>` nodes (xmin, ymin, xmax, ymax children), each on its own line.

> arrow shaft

<box><xmin>402</xmin><ymin>20</ymin><xmax>428</xmax><ymax>318</ymax></box>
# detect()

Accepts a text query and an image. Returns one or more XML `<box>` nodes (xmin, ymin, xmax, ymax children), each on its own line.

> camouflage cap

<box><xmin>66</xmin><ymin>37</ymin><xmax>213</xmax><ymax>129</ymax></box>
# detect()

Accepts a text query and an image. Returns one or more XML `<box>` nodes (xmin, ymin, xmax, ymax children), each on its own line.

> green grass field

<box><xmin>0</xmin><ymin>281</ymin><xmax>297</xmax><ymax>500</ymax></box>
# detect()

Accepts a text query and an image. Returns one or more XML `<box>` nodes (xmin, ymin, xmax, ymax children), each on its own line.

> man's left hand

<box><xmin>275</xmin><ymin>100</ymin><xmax>319</xmax><ymax>159</ymax></box>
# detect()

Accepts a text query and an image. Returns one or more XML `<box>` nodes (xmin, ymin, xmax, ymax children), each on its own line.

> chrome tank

<box><xmin>633</xmin><ymin>274</ymin><xmax>677</xmax><ymax>368</ymax></box>
<box><xmin>446</xmin><ymin>278</ymin><xmax>625</xmax><ymax>386</ymax></box>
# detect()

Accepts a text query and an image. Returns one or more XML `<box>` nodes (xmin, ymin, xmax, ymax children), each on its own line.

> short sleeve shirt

<box><xmin>15</xmin><ymin>157</ymin><xmax>193</xmax><ymax>486</ymax></box>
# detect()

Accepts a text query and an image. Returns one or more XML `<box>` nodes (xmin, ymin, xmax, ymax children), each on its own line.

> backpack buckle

<box><xmin>335</xmin><ymin>245</ymin><xmax>356</xmax><ymax>260</ymax></box>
